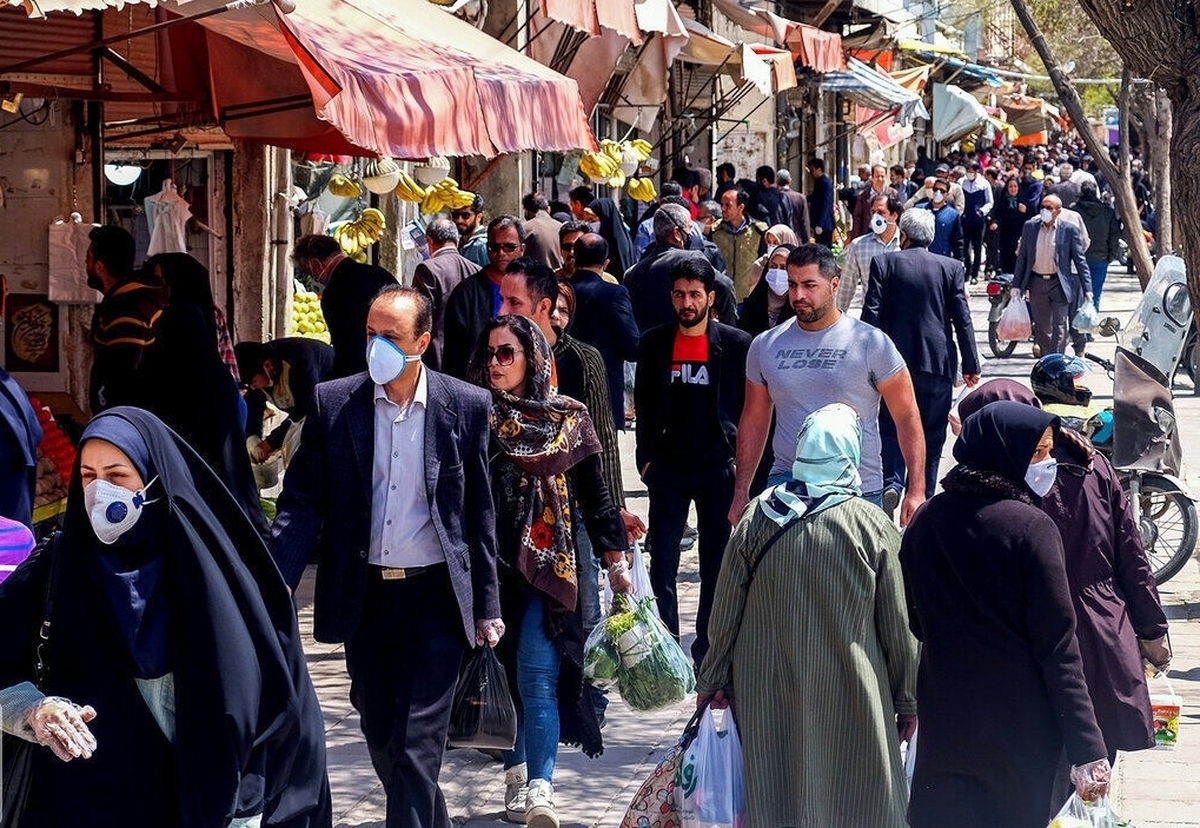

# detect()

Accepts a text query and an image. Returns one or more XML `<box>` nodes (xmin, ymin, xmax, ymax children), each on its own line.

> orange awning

<box><xmin>784</xmin><ymin>23</ymin><xmax>845</xmax><ymax>73</ymax></box>
<box><xmin>539</xmin><ymin>0</ymin><xmax>641</xmax><ymax>45</ymax></box>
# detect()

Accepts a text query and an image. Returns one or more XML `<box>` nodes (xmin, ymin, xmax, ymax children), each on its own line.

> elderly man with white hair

<box><xmin>861</xmin><ymin>208</ymin><xmax>981</xmax><ymax>513</ymax></box>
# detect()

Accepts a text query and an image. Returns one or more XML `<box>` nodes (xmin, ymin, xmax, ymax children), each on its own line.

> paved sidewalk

<box><xmin>298</xmin><ymin>262</ymin><xmax>1198</xmax><ymax>828</ymax></box>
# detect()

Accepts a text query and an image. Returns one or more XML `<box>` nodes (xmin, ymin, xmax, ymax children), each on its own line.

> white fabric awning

<box><xmin>821</xmin><ymin>57</ymin><xmax>929</xmax><ymax>125</ymax></box>
<box><xmin>932</xmin><ymin>82</ymin><xmax>989</xmax><ymax>142</ymax></box>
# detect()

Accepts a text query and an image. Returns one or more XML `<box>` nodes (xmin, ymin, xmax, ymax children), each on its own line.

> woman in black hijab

<box><xmin>900</xmin><ymin>401</ymin><xmax>1109</xmax><ymax>827</ymax></box>
<box><xmin>588</xmin><ymin>197</ymin><xmax>635</xmax><ymax>281</ymax></box>
<box><xmin>0</xmin><ymin>407</ymin><xmax>329</xmax><ymax>828</ymax></box>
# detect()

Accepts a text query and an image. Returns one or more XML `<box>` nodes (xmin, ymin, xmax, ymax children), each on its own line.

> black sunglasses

<box><xmin>451</xmin><ymin>210</ymin><xmax>474</xmax><ymax>220</ymax></box>
<box><xmin>487</xmin><ymin>242</ymin><xmax>520</xmax><ymax>253</ymax></box>
<box><xmin>485</xmin><ymin>344</ymin><xmax>518</xmax><ymax>366</ymax></box>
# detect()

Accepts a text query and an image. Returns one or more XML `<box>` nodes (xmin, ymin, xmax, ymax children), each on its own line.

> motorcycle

<box><xmin>985</xmin><ymin>272</ymin><xmax>1018</xmax><ymax>358</ymax></box>
<box><xmin>1079</xmin><ymin>346</ymin><xmax>1197</xmax><ymax>584</ymax></box>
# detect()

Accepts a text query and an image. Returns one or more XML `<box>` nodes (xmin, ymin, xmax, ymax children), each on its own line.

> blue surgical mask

<box><xmin>366</xmin><ymin>335</ymin><xmax>421</xmax><ymax>385</ymax></box>
<box><xmin>84</xmin><ymin>477</ymin><xmax>159</xmax><ymax>545</ymax></box>
<box><xmin>1024</xmin><ymin>457</ymin><xmax>1058</xmax><ymax>497</ymax></box>
<box><xmin>765</xmin><ymin>268</ymin><xmax>789</xmax><ymax>296</ymax></box>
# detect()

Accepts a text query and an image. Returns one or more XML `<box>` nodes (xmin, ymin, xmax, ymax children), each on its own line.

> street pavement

<box><xmin>296</xmin><ymin>261</ymin><xmax>1199</xmax><ymax>828</ymax></box>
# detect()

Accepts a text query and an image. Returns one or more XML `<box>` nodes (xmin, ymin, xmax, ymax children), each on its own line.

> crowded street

<box><xmin>296</xmin><ymin>267</ymin><xmax>1200</xmax><ymax>828</ymax></box>
<box><xmin>3</xmin><ymin>1</ymin><xmax>1200</xmax><ymax>827</ymax></box>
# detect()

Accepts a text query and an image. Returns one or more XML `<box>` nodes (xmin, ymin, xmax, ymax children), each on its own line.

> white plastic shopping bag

<box><xmin>996</xmin><ymin>294</ymin><xmax>1032</xmax><ymax>341</ymax></box>
<box><xmin>675</xmin><ymin>708</ymin><xmax>745</xmax><ymax>828</ymax></box>
<box><xmin>604</xmin><ymin>542</ymin><xmax>660</xmax><ymax>618</ymax></box>
<box><xmin>903</xmin><ymin>726</ymin><xmax>917</xmax><ymax>795</ymax></box>
<box><xmin>1072</xmin><ymin>303</ymin><xmax>1100</xmax><ymax>333</ymax></box>
<box><xmin>1047</xmin><ymin>792</ymin><xmax>1118</xmax><ymax>827</ymax></box>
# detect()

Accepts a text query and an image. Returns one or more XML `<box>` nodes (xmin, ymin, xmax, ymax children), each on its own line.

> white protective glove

<box><xmin>1069</xmin><ymin>757</ymin><xmax>1111</xmax><ymax>800</ymax></box>
<box><xmin>24</xmin><ymin>696</ymin><xmax>97</xmax><ymax>762</ymax></box>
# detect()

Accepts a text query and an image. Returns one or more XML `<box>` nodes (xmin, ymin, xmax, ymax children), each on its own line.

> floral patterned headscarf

<box><xmin>482</xmin><ymin>315</ymin><xmax>602</xmax><ymax>610</ymax></box>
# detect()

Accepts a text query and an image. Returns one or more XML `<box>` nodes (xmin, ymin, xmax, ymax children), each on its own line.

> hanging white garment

<box><xmin>145</xmin><ymin>179</ymin><xmax>192</xmax><ymax>256</ymax></box>
<box><xmin>47</xmin><ymin>213</ymin><xmax>102</xmax><ymax>303</ymax></box>
<box><xmin>299</xmin><ymin>205</ymin><xmax>330</xmax><ymax>237</ymax></box>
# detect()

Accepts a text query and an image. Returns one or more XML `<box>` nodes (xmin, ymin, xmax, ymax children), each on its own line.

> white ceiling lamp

<box><xmin>103</xmin><ymin>163</ymin><xmax>142</xmax><ymax>186</ymax></box>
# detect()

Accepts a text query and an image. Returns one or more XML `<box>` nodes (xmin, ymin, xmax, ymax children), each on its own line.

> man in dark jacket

<box><xmin>806</xmin><ymin>157</ymin><xmax>836</xmax><ymax>248</ymax></box>
<box><xmin>1073</xmin><ymin>181</ymin><xmax>1122</xmax><ymax>308</ymax></box>
<box><xmin>751</xmin><ymin>165</ymin><xmax>792</xmax><ymax>228</ymax></box>
<box><xmin>442</xmin><ymin>215</ymin><xmax>525</xmax><ymax>379</ymax></box>
<box><xmin>862</xmin><ymin>208</ymin><xmax>980</xmax><ymax>509</ymax></box>
<box><xmin>412</xmin><ymin>217</ymin><xmax>477</xmax><ymax>371</ymax></box>
<box><xmin>777</xmin><ymin>168</ymin><xmax>811</xmax><ymax>242</ymax></box>
<box><xmin>236</xmin><ymin>336</ymin><xmax>335</xmax><ymax>462</ymax></box>
<box><xmin>624</xmin><ymin>205</ymin><xmax>737</xmax><ymax>331</ymax></box>
<box><xmin>293</xmin><ymin>233</ymin><xmax>397</xmax><ymax>378</ymax></box>
<box><xmin>635</xmin><ymin>255</ymin><xmax>750</xmax><ymax>667</ymax></box>
<box><xmin>567</xmin><ymin>233</ymin><xmax>640</xmax><ymax>430</ymax></box>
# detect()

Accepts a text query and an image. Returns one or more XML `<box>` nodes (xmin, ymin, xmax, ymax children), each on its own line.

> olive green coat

<box><xmin>696</xmin><ymin>497</ymin><xmax>918</xmax><ymax>828</ymax></box>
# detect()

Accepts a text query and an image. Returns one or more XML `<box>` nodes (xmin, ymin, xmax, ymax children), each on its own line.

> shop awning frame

<box><xmin>820</xmin><ymin>57</ymin><xmax>929</xmax><ymax>125</ymax></box>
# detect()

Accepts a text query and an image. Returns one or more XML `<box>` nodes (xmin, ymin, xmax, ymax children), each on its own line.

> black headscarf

<box><xmin>61</xmin><ymin>407</ymin><xmax>328</xmax><ymax>827</ymax></box>
<box><xmin>590</xmin><ymin>197</ymin><xmax>635</xmax><ymax>280</ymax></box>
<box><xmin>953</xmin><ymin>400</ymin><xmax>1058</xmax><ymax>484</ymax></box>
<box><xmin>957</xmin><ymin>379</ymin><xmax>1039</xmax><ymax>421</ymax></box>
<box><xmin>146</xmin><ymin>253</ymin><xmax>219</xmax><ymax>348</ymax></box>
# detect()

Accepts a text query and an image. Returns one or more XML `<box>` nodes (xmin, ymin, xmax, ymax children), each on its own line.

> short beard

<box><xmin>793</xmin><ymin>300</ymin><xmax>831</xmax><ymax>324</ymax></box>
<box><xmin>677</xmin><ymin>306</ymin><xmax>708</xmax><ymax>329</ymax></box>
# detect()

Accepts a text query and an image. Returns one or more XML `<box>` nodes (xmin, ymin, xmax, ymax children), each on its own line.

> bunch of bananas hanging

<box><xmin>393</xmin><ymin>170</ymin><xmax>428</xmax><ymax>203</ymax></box>
<box><xmin>333</xmin><ymin>207</ymin><xmax>385</xmax><ymax>257</ymax></box>
<box><xmin>419</xmin><ymin>177</ymin><xmax>476</xmax><ymax>215</ymax></box>
<box><xmin>626</xmin><ymin>178</ymin><xmax>658</xmax><ymax>203</ymax></box>
<box><xmin>327</xmin><ymin>174</ymin><xmax>362</xmax><ymax>198</ymax></box>
<box><xmin>579</xmin><ymin>138</ymin><xmax>655</xmax><ymax>188</ymax></box>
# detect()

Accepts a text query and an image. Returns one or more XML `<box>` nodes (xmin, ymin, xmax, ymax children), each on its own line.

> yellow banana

<box><xmin>629</xmin><ymin>139</ymin><xmax>652</xmax><ymax>161</ymax></box>
<box><xmin>328</xmin><ymin>174</ymin><xmax>362</xmax><ymax>198</ymax></box>
<box><xmin>361</xmin><ymin>208</ymin><xmax>386</xmax><ymax>231</ymax></box>
<box><xmin>607</xmin><ymin>170</ymin><xmax>626</xmax><ymax>189</ymax></box>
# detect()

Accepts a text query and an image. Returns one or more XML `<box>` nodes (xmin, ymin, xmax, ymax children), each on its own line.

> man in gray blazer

<box><xmin>1012</xmin><ymin>193</ymin><xmax>1090</xmax><ymax>357</ymax></box>
<box><xmin>272</xmin><ymin>286</ymin><xmax>502</xmax><ymax>828</ymax></box>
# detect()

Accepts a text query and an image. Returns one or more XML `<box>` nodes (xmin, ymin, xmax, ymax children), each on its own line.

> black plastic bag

<box><xmin>447</xmin><ymin>646</ymin><xmax>517</xmax><ymax>750</ymax></box>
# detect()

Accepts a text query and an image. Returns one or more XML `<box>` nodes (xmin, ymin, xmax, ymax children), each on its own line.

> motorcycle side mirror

<box><xmin>1153</xmin><ymin>406</ymin><xmax>1176</xmax><ymax>435</ymax></box>
<box><xmin>1097</xmin><ymin>317</ymin><xmax>1122</xmax><ymax>337</ymax></box>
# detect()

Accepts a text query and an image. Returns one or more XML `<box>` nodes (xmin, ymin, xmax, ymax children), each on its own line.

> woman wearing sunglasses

<box><xmin>467</xmin><ymin>315</ymin><xmax>630</xmax><ymax>828</ymax></box>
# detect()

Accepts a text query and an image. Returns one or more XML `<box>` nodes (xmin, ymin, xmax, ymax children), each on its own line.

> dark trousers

<box><xmin>880</xmin><ymin>370</ymin><xmax>952</xmax><ymax>498</ymax></box>
<box><xmin>646</xmin><ymin>461</ymin><xmax>734</xmax><ymax>668</ymax></box>
<box><xmin>984</xmin><ymin>225</ymin><xmax>1000</xmax><ymax>274</ymax></box>
<box><xmin>963</xmin><ymin>222</ymin><xmax>986</xmax><ymax>280</ymax></box>
<box><xmin>344</xmin><ymin>566</ymin><xmax>467</xmax><ymax>828</ymax></box>
<box><xmin>1029</xmin><ymin>276</ymin><xmax>1070</xmax><ymax>356</ymax></box>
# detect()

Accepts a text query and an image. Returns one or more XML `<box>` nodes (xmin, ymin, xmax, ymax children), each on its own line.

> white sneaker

<box><xmin>525</xmin><ymin>779</ymin><xmax>559</xmax><ymax>828</ymax></box>
<box><xmin>504</xmin><ymin>763</ymin><xmax>528</xmax><ymax>824</ymax></box>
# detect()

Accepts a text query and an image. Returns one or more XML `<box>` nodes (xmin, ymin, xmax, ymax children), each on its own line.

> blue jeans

<box><xmin>502</xmin><ymin>596</ymin><xmax>561</xmax><ymax>782</ymax></box>
<box><xmin>1088</xmin><ymin>259</ymin><xmax>1109</xmax><ymax>309</ymax></box>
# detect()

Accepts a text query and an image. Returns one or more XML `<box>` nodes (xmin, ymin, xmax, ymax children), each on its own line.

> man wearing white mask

<box><xmin>272</xmin><ymin>284</ymin><xmax>503</xmax><ymax>828</ymax></box>
<box><xmin>1012</xmin><ymin>194</ymin><xmax>1090</xmax><ymax>357</ymax></box>
<box><xmin>634</xmin><ymin>256</ymin><xmax>751</xmax><ymax>668</ymax></box>
<box><xmin>862</xmin><ymin>209</ymin><xmax>980</xmax><ymax>515</ymax></box>
<box><xmin>836</xmin><ymin>194</ymin><xmax>902</xmax><ymax>311</ymax></box>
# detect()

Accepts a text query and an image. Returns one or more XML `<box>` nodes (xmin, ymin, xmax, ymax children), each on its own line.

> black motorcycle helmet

<box><xmin>1031</xmin><ymin>354</ymin><xmax>1093</xmax><ymax>406</ymax></box>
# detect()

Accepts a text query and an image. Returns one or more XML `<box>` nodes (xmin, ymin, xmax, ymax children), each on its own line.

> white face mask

<box><xmin>367</xmin><ymin>335</ymin><xmax>422</xmax><ymax>385</ymax></box>
<box><xmin>931</xmin><ymin>190</ymin><xmax>945</xmax><ymax>205</ymax></box>
<box><xmin>84</xmin><ymin>477</ymin><xmax>158</xmax><ymax>545</ymax></box>
<box><xmin>1024</xmin><ymin>457</ymin><xmax>1058</xmax><ymax>497</ymax></box>
<box><xmin>765</xmin><ymin>268</ymin><xmax>789</xmax><ymax>296</ymax></box>
<box><xmin>967</xmin><ymin>172</ymin><xmax>977</xmax><ymax>181</ymax></box>
<box><xmin>869</xmin><ymin>214</ymin><xmax>889</xmax><ymax>235</ymax></box>
<box><xmin>1040</xmin><ymin>208</ymin><xmax>1055</xmax><ymax>224</ymax></box>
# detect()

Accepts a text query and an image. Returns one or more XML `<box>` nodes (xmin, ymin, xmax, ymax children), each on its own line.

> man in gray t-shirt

<box><xmin>746</xmin><ymin>314</ymin><xmax>904</xmax><ymax>493</ymax></box>
<box><xmin>730</xmin><ymin>244</ymin><xmax>928</xmax><ymax>526</ymax></box>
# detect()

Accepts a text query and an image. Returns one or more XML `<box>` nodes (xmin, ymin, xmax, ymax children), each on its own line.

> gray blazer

<box><xmin>413</xmin><ymin>246</ymin><xmax>478</xmax><ymax>372</ymax></box>
<box><xmin>271</xmin><ymin>369</ymin><xmax>499</xmax><ymax>644</ymax></box>
<box><xmin>1012</xmin><ymin>218</ymin><xmax>1090</xmax><ymax>306</ymax></box>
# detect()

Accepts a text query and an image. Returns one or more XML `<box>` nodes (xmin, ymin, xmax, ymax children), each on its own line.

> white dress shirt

<box><xmin>370</xmin><ymin>366</ymin><xmax>445</xmax><ymax>567</ymax></box>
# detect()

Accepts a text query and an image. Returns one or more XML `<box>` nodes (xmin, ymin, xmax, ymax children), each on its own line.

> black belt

<box><xmin>373</xmin><ymin>562</ymin><xmax>446</xmax><ymax>581</ymax></box>
<box><xmin>1034</xmin><ymin>272</ymin><xmax>1057</xmax><ymax>279</ymax></box>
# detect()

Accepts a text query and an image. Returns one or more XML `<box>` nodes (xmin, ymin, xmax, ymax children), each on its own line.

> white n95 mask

<box><xmin>84</xmin><ymin>477</ymin><xmax>158</xmax><ymax>545</ymax></box>
<box><xmin>367</xmin><ymin>335</ymin><xmax>421</xmax><ymax>385</ymax></box>
<box><xmin>870</xmin><ymin>214</ymin><xmax>888</xmax><ymax>235</ymax></box>
<box><xmin>764</xmin><ymin>268</ymin><xmax>789</xmax><ymax>296</ymax></box>
<box><xmin>1024</xmin><ymin>458</ymin><xmax>1058</xmax><ymax>497</ymax></box>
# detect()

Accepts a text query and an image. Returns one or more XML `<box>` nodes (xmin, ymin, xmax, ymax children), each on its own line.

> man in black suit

<box><xmin>567</xmin><ymin>233</ymin><xmax>640</xmax><ymax>430</ymax></box>
<box><xmin>293</xmin><ymin>234</ymin><xmax>397</xmax><ymax>378</ymax></box>
<box><xmin>442</xmin><ymin>215</ymin><xmax>526</xmax><ymax>379</ymax></box>
<box><xmin>413</xmin><ymin>217</ymin><xmax>477</xmax><ymax>372</ymax></box>
<box><xmin>862</xmin><ymin>208</ymin><xmax>980</xmax><ymax>509</ymax></box>
<box><xmin>271</xmin><ymin>286</ymin><xmax>502</xmax><ymax>828</ymax></box>
<box><xmin>634</xmin><ymin>256</ymin><xmax>750</xmax><ymax>667</ymax></box>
